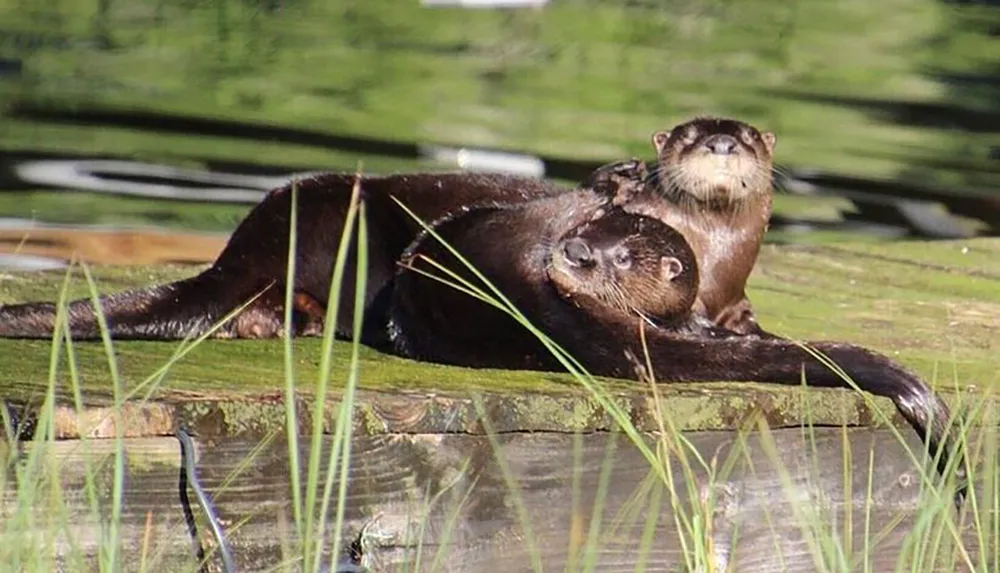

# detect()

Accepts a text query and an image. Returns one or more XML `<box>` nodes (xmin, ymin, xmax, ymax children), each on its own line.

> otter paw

<box><xmin>583</xmin><ymin>158</ymin><xmax>649</xmax><ymax>204</ymax></box>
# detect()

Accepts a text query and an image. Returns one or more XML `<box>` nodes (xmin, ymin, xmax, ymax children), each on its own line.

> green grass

<box><xmin>0</xmin><ymin>232</ymin><xmax>997</xmax><ymax>571</ymax></box>
<box><xmin>0</xmin><ymin>176</ymin><xmax>375</xmax><ymax>572</ymax></box>
<box><xmin>1</xmin><ymin>0</ymin><xmax>994</xmax><ymax>241</ymax></box>
<box><xmin>0</xmin><ymin>2</ymin><xmax>998</xmax><ymax>569</ymax></box>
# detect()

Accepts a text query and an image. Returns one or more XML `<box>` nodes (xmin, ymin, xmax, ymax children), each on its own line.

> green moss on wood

<box><xmin>1</xmin><ymin>239</ymin><xmax>998</xmax><ymax>438</ymax></box>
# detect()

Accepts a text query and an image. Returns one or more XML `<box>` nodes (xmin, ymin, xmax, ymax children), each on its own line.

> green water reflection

<box><xmin>0</xmin><ymin>0</ymin><xmax>996</xmax><ymax>235</ymax></box>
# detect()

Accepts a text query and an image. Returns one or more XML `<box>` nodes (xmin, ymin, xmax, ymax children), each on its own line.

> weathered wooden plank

<box><xmin>22</xmin><ymin>381</ymin><xmax>996</xmax><ymax>445</ymax></box>
<box><xmin>0</xmin><ymin>236</ymin><xmax>995</xmax><ymax>573</ymax></box>
<box><xmin>6</xmin><ymin>428</ymin><xmax>988</xmax><ymax>573</ymax></box>
<box><xmin>1</xmin><ymin>238</ymin><xmax>996</xmax><ymax>407</ymax></box>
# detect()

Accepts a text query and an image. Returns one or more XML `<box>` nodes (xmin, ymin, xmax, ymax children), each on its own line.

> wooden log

<box><xmin>7</xmin><ymin>427</ymin><xmax>990</xmax><ymax>573</ymax></box>
<box><xmin>0</xmin><ymin>237</ymin><xmax>997</xmax><ymax>571</ymax></box>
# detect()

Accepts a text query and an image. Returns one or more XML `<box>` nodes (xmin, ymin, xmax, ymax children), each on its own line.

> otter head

<box><xmin>547</xmin><ymin>210</ymin><xmax>698</xmax><ymax>324</ymax></box>
<box><xmin>651</xmin><ymin>117</ymin><xmax>776</xmax><ymax>205</ymax></box>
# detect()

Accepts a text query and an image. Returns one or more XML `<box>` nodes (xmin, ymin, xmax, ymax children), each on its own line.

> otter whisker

<box><xmin>662</xmin><ymin>168</ymin><xmax>701</xmax><ymax>211</ymax></box>
<box><xmin>769</xmin><ymin>165</ymin><xmax>794</xmax><ymax>195</ymax></box>
<box><xmin>644</xmin><ymin>163</ymin><xmax>664</xmax><ymax>184</ymax></box>
<box><xmin>596</xmin><ymin>284</ymin><xmax>619</xmax><ymax>310</ymax></box>
<box><xmin>600</xmin><ymin>282</ymin><xmax>631</xmax><ymax>315</ymax></box>
<box><xmin>770</xmin><ymin>163</ymin><xmax>792</xmax><ymax>180</ymax></box>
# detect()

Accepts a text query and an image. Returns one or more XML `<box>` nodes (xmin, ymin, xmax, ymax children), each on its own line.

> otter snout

<box><xmin>562</xmin><ymin>237</ymin><xmax>595</xmax><ymax>268</ymax></box>
<box><xmin>703</xmin><ymin>134</ymin><xmax>738</xmax><ymax>155</ymax></box>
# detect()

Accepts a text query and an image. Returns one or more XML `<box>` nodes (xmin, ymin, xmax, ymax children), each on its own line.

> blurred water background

<box><xmin>0</xmin><ymin>0</ymin><xmax>997</xmax><ymax>268</ymax></box>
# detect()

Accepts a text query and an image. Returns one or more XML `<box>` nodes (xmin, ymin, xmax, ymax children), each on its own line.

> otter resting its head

<box><xmin>651</xmin><ymin>116</ymin><xmax>776</xmax><ymax>205</ymax></box>
<box><xmin>546</xmin><ymin>210</ymin><xmax>698</xmax><ymax>325</ymax></box>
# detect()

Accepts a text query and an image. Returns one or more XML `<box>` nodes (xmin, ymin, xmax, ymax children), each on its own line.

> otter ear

<box><xmin>761</xmin><ymin>131</ymin><xmax>776</xmax><ymax>153</ymax></box>
<box><xmin>651</xmin><ymin>130</ymin><xmax>671</xmax><ymax>154</ymax></box>
<box><xmin>661</xmin><ymin>256</ymin><xmax>684</xmax><ymax>281</ymax></box>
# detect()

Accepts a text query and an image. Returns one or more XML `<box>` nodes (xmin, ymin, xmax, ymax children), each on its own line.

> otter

<box><xmin>635</xmin><ymin>117</ymin><xmax>776</xmax><ymax>336</ymax></box>
<box><xmin>0</xmin><ymin>171</ymin><xmax>566</xmax><ymax>343</ymax></box>
<box><xmin>0</xmin><ymin>160</ymin><xmax>644</xmax><ymax>343</ymax></box>
<box><xmin>548</xmin><ymin>213</ymin><xmax>700</xmax><ymax>330</ymax></box>
<box><xmin>577</xmin><ymin>116</ymin><xmax>777</xmax><ymax>336</ymax></box>
<box><xmin>0</xmin><ymin>117</ymin><xmax>774</xmax><ymax>343</ymax></box>
<box><xmin>388</xmin><ymin>200</ymin><xmax>963</xmax><ymax>486</ymax></box>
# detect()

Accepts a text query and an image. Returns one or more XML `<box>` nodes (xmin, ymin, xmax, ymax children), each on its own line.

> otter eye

<box><xmin>612</xmin><ymin>249</ymin><xmax>632</xmax><ymax>269</ymax></box>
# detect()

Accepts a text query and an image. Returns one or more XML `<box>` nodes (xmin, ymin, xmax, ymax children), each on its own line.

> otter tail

<box><xmin>0</xmin><ymin>270</ymin><xmax>254</xmax><ymax>341</ymax></box>
<box><xmin>637</xmin><ymin>336</ymin><xmax>964</xmax><ymax>488</ymax></box>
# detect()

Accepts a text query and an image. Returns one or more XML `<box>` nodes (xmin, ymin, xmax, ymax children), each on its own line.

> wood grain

<box><xmin>8</xmin><ymin>426</ymin><xmax>988</xmax><ymax>573</ymax></box>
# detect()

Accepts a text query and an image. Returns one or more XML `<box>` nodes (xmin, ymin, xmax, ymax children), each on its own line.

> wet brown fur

<box><xmin>389</xmin><ymin>198</ymin><xmax>965</xmax><ymax>492</ymax></box>
<box><xmin>0</xmin><ymin>172</ymin><xmax>566</xmax><ymax>342</ymax></box>
<box><xmin>0</xmin><ymin>116</ymin><xmax>773</xmax><ymax>342</ymax></box>
<box><xmin>631</xmin><ymin>116</ymin><xmax>777</xmax><ymax>336</ymax></box>
<box><xmin>547</xmin><ymin>212</ymin><xmax>698</xmax><ymax>327</ymax></box>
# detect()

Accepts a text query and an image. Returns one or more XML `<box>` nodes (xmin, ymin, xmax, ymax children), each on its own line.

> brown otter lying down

<box><xmin>0</xmin><ymin>117</ymin><xmax>776</xmax><ymax>343</ymax></box>
<box><xmin>0</xmin><ymin>120</ymin><xmax>965</xmax><ymax>495</ymax></box>
<box><xmin>389</xmin><ymin>191</ymin><xmax>963</xmax><ymax>486</ymax></box>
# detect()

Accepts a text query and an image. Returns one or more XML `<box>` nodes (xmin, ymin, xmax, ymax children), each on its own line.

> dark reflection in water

<box><xmin>772</xmin><ymin>0</ymin><xmax>1000</xmax><ymax>194</ymax></box>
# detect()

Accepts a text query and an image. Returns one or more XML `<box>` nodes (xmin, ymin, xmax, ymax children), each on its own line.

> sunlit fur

<box><xmin>545</xmin><ymin>212</ymin><xmax>697</xmax><ymax>326</ymax></box>
<box><xmin>388</xmin><ymin>182</ymin><xmax>966</xmax><ymax>495</ymax></box>
<box><xmin>646</xmin><ymin>117</ymin><xmax>775</xmax><ymax>210</ymax></box>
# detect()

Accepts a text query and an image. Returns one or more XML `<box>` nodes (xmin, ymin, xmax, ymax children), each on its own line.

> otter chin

<box><xmin>651</xmin><ymin>117</ymin><xmax>776</xmax><ymax>205</ymax></box>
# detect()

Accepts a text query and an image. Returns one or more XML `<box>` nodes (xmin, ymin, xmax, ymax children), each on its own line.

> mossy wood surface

<box><xmin>0</xmin><ymin>238</ymin><xmax>998</xmax><ymax>572</ymax></box>
<box><xmin>0</xmin><ymin>237</ymin><xmax>997</xmax><ymax>428</ymax></box>
<box><xmin>0</xmin><ymin>237</ymin><xmax>997</xmax><ymax>435</ymax></box>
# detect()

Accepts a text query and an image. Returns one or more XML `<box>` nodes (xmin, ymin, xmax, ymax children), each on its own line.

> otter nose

<box><xmin>704</xmin><ymin>134</ymin><xmax>737</xmax><ymax>155</ymax></box>
<box><xmin>562</xmin><ymin>238</ymin><xmax>594</xmax><ymax>267</ymax></box>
